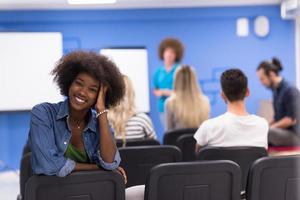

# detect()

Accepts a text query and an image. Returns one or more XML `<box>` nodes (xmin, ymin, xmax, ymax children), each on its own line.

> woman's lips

<box><xmin>74</xmin><ymin>96</ymin><xmax>87</xmax><ymax>104</ymax></box>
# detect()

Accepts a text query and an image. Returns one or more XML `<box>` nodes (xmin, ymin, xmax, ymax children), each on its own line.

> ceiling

<box><xmin>0</xmin><ymin>0</ymin><xmax>281</xmax><ymax>10</ymax></box>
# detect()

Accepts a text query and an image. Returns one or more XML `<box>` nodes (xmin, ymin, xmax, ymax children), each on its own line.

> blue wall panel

<box><xmin>0</xmin><ymin>6</ymin><xmax>295</xmax><ymax>169</ymax></box>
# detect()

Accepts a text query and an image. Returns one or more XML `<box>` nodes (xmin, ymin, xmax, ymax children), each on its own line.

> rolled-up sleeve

<box><xmin>93</xmin><ymin>149</ymin><xmax>121</xmax><ymax>170</ymax></box>
<box><xmin>57</xmin><ymin>158</ymin><xmax>76</xmax><ymax>177</ymax></box>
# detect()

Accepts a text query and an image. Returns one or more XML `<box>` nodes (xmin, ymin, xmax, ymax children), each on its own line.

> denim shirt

<box><xmin>29</xmin><ymin>99</ymin><xmax>121</xmax><ymax>177</ymax></box>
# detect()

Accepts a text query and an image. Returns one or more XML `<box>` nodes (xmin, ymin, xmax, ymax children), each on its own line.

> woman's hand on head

<box><xmin>96</xmin><ymin>85</ymin><xmax>108</xmax><ymax>111</ymax></box>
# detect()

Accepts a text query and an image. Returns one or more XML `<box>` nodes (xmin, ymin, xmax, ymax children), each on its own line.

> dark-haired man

<box><xmin>194</xmin><ymin>69</ymin><xmax>268</xmax><ymax>152</ymax></box>
<box><xmin>257</xmin><ymin>59</ymin><xmax>300</xmax><ymax>146</ymax></box>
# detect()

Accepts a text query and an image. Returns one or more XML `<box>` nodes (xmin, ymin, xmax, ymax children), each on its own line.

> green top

<box><xmin>64</xmin><ymin>143</ymin><xmax>89</xmax><ymax>163</ymax></box>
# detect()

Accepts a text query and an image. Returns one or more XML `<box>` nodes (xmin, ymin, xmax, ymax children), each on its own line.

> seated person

<box><xmin>194</xmin><ymin>69</ymin><xmax>268</xmax><ymax>153</ymax></box>
<box><xmin>108</xmin><ymin>75</ymin><xmax>157</xmax><ymax>145</ymax></box>
<box><xmin>165</xmin><ymin>65</ymin><xmax>210</xmax><ymax>131</ymax></box>
<box><xmin>29</xmin><ymin>51</ymin><xmax>126</xmax><ymax>180</ymax></box>
<box><xmin>256</xmin><ymin>58</ymin><xmax>300</xmax><ymax>146</ymax></box>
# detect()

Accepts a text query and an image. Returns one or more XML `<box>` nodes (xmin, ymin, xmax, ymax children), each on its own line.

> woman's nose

<box><xmin>78</xmin><ymin>87</ymin><xmax>87</xmax><ymax>97</ymax></box>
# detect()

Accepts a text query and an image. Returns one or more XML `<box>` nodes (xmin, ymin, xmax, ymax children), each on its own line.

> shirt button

<box><xmin>64</xmin><ymin>141</ymin><xmax>67</xmax><ymax>145</ymax></box>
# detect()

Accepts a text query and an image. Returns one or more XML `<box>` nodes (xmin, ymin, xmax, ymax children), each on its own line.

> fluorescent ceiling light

<box><xmin>68</xmin><ymin>0</ymin><xmax>117</xmax><ymax>4</ymax></box>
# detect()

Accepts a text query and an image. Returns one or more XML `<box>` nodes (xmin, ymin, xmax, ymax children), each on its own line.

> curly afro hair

<box><xmin>158</xmin><ymin>37</ymin><xmax>184</xmax><ymax>62</ymax></box>
<box><xmin>51</xmin><ymin>51</ymin><xmax>125</xmax><ymax>108</ymax></box>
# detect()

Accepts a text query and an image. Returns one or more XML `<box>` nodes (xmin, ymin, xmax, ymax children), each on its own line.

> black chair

<box><xmin>163</xmin><ymin>128</ymin><xmax>197</xmax><ymax>145</ymax></box>
<box><xmin>196</xmin><ymin>146</ymin><xmax>267</xmax><ymax>191</ymax></box>
<box><xmin>246</xmin><ymin>155</ymin><xmax>300</xmax><ymax>200</ymax></box>
<box><xmin>119</xmin><ymin>145</ymin><xmax>182</xmax><ymax>187</ymax></box>
<box><xmin>176</xmin><ymin>134</ymin><xmax>196</xmax><ymax>161</ymax></box>
<box><xmin>116</xmin><ymin>139</ymin><xmax>160</xmax><ymax>148</ymax></box>
<box><xmin>18</xmin><ymin>152</ymin><xmax>125</xmax><ymax>200</ymax></box>
<box><xmin>25</xmin><ymin>170</ymin><xmax>125</xmax><ymax>200</ymax></box>
<box><xmin>145</xmin><ymin>160</ymin><xmax>241</xmax><ymax>200</ymax></box>
<box><xmin>17</xmin><ymin>153</ymin><xmax>33</xmax><ymax>200</ymax></box>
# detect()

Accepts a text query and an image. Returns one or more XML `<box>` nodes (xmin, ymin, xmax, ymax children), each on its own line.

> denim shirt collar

<box><xmin>56</xmin><ymin>99</ymin><xmax>97</xmax><ymax>133</ymax></box>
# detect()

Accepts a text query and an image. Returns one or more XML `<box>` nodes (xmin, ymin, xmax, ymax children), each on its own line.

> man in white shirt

<box><xmin>194</xmin><ymin>69</ymin><xmax>268</xmax><ymax>153</ymax></box>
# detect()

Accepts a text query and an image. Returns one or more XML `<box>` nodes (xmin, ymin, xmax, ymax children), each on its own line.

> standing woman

<box><xmin>29</xmin><ymin>51</ymin><xmax>126</xmax><ymax>179</ymax></box>
<box><xmin>165</xmin><ymin>65</ymin><xmax>210</xmax><ymax>131</ymax></box>
<box><xmin>153</xmin><ymin>38</ymin><xmax>184</xmax><ymax>127</ymax></box>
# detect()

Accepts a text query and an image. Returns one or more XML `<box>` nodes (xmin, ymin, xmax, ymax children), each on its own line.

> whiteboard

<box><xmin>0</xmin><ymin>32</ymin><xmax>63</xmax><ymax>111</ymax></box>
<box><xmin>100</xmin><ymin>48</ymin><xmax>150</xmax><ymax>113</ymax></box>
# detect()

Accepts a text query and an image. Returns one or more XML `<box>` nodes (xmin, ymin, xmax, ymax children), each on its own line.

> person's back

<box><xmin>165</xmin><ymin>65</ymin><xmax>210</xmax><ymax>131</ymax></box>
<box><xmin>194</xmin><ymin>69</ymin><xmax>268</xmax><ymax>152</ymax></box>
<box><xmin>120</xmin><ymin>112</ymin><xmax>156</xmax><ymax>140</ymax></box>
<box><xmin>195</xmin><ymin>112</ymin><xmax>268</xmax><ymax>148</ymax></box>
<box><xmin>108</xmin><ymin>75</ymin><xmax>157</xmax><ymax>141</ymax></box>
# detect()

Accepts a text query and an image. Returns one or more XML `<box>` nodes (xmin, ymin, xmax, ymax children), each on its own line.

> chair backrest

<box><xmin>116</xmin><ymin>139</ymin><xmax>160</xmax><ymax>148</ymax></box>
<box><xmin>119</xmin><ymin>145</ymin><xmax>182</xmax><ymax>187</ymax></box>
<box><xmin>19</xmin><ymin>153</ymin><xmax>33</xmax><ymax>200</ymax></box>
<box><xmin>163</xmin><ymin>128</ymin><xmax>197</xmax><ymax>145</ymax></box>
<box><xmin>196</xmin><ymin>146</ymin><xmax>267</xmax><ymax>191</ymax></box>
<box><xmin>246</xmin><ymin>155</ymin><xmax>300</xmax><ymax>200</ymax></box>
<box><xmin>145</xmin><ymin>160</ymin><xmax>241</xmax><ymax>200</ymax></box>
<box><xmin>176</xmin><ymin>134</ymin><xmax>196</xmax><ymax>161</ymax></box>
<box><xmin>25</xmin><ymin>170</ymin><xmax>125</xmax><ymax>200</ymax></box>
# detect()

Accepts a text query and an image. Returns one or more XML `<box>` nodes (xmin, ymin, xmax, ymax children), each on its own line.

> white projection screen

<box><xmin>100</xmin><ymin>48</ymin><xmax>150</xmax><ymax>113</ymax></box>
<box><xmin>0</xmin><ymin>32</ymin><xmax>63</xmax><ymax>111</ymax></box>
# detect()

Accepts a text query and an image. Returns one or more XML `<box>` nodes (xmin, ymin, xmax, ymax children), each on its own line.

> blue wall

<box><xmin>0</xmin><ymin>6</ymin><xmax>295</xmax><ymax>170</ymax></box>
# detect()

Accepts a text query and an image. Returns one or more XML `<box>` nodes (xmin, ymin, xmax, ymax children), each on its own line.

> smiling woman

<box><xmin>28</xmin><ymin>51</ymin><xmax>127</xmax><ymax>180</ymax></box>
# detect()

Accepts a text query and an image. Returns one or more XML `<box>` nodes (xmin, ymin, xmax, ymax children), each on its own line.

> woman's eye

<box><xmin>75</xmin><ymin>80</ymin><xmax>83</xmax><ymax>86</ymax></box>
<box><xmin>90</xmin><ymin>88</ymin><xmax>98</xmax><ymax>93</ymax></box>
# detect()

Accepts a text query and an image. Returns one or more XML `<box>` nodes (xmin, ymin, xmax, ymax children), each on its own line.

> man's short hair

<box><xmin>221</xmin><ymin>69</ymin><xmax>248</xmax><ymax>102</ymax></box>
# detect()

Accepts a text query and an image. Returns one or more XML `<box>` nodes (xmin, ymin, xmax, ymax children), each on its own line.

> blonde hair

<box><xmin>108</xmin><ymin>75</ymin><xmax>136</xmax><ymax>142</ymax></box>
<box><xmin>167</xmin><ymin>65</ymin><xmax>210</xmax><ymax>128</ymax></box>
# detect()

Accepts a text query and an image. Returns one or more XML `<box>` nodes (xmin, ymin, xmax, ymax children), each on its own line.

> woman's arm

<box><xmin>74</xmin><ymin>163</ymin><xmax>100</xmax><ymax>171</ymax></box>
<box><xmin>95</xmin><ymin>86</ymin><xmax>117</xmax><ymax>163</ymax></box>
<box><xmin>153</xmin><ymin>89</ymin><xmax>172</xmax><ymax>97</ymax></box>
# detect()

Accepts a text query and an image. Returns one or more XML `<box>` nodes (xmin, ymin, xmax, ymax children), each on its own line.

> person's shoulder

<box><xmin>250</xmin><ymin>114</ymin><xmax>269</xmax><ymax>127</ymax></box>
<box><xmin>31</xmin><ymin>101</ymin><xmax>63</xmax><ymax>115</ymax></box>
<box><xmin>133</xmin><ymin>112</ymin><xmax>151</xmax><ymax>121</ymax></box>
<box><xmin>165</xmin><ymin>96</ymin><xmax>174</xmax><ymax>107</ymax></box>
<box><xmin>32</xmin><ymin>102</ymin><xmax>58</xmax><ymax>111</ymax></box>
<box><xmin>200</xmin><ymin>95</ymin><xmax>210</xmax><ymax>104</ymax></box>
<box><xmin>285</xmin><ymin>83</ymin><xmax>300</xmax><ymax>95</ymax></box>
<box><xmin>207</xmin><ymin>113</ymin><xmax>228</xmax><ymax>123</ymax></box>
<box><xmin>199</xmin><ymin>113</ymin><xmax>228</xmax><ymax>129</ymax></box>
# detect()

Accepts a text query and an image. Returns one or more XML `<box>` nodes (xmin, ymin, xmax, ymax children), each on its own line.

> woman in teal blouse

<box><xmin>153</xmin><ymin>38</ymin><xmax>184</xmax><ymax>127</ymax></box>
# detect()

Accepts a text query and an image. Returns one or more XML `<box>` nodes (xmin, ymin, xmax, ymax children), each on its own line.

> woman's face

<box><xmin>68</xmin><ymin>73</ymin><xmax>100</xmax><ymax>112</ymax></box>
<box><xmin>163</xmin><ymin>47</ymin><xmax>176</xmax><ymax>65</ymax></box>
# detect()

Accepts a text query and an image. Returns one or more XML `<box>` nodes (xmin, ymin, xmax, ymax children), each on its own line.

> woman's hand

<box><xmin>116</xmin><ymin>167</ymin><xmax>127</xmax><ymax>184</ymax></box>
<box><xmin>153</xmin><ymin>89</ymin><xmax>172</xmax><ymax>97</ymax></box>
<box><xmin>96</xmin><ymin>85</ymin><xmax>107</xmax><ymax>111</ymax></box>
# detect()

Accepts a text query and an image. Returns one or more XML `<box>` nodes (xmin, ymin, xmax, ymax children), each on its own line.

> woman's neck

<box><xmin>227</xmin><ymin>100</ymin><xmax>249</xmax><ymax>116</ymax></box>
<box><xmin>69</xmin><ymin>106</ymin><xmax>88</xmax><ymax>123</ymax></box>
<box><xmin>164</xmin><ymin>62</ymin><xmax>174</xmax><ymax>71</ymax></box>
